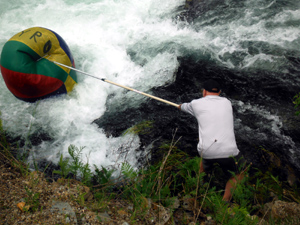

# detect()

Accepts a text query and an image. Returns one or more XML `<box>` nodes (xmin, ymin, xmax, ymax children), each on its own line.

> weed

<box><xmin>253</xmin><ymin>169</ymin><xmax>284</xmax><ymax>203</ymax></box>
<box><xmin>76</xmin><ymin>187</ymin><xmax>87</xmax><ymax>206</ymax></box>
<box><xmin>231</xmin><ymin>173</ymin><xmax>255</xmax><ymax>209</ymax></box>
<box><xmin>121</xmin><ymin>161</ymin><xmax>138</xmax><ymax>180</ymax></box>
<box><xmin>53</xmin><ymin>145</ymin><xmax>92</xmax><ymax>185</ymax></box>
<box><xmin>0</xmin><ymin>113</ymin><xmax>31</xmax><ymax>177</ymax></box>
<box><xmin>93</xmin><ymin>165</ymin><xmax>116</xmax><ymax>193</ymax></box>
<box><xmin>293</xmin><ymin>92</ymin><xmax>300</xmax><ymax>116</ymax></box>
<box><xmin>0</xmin><ymin>112</ymin><xmax>9</xmax><ymax>149</ymax></box>
<box><xmin>68</xmin><ymin>144</ymin><xmax>85</xmax><ymax>179</ymax></box>
<box><xmin>179</xmin><ymin>157</ymin><xmax>205</xmax><ymax>196</ymax></box>
<box><xmin>24</xmin><ymin>187</ymin><xmax>40</xmax><ymax>212</ymax></box>
<box><xmin>53</xmin><ymin>153</ymin><xmax>70</xmax><ymax>179</ymax></box>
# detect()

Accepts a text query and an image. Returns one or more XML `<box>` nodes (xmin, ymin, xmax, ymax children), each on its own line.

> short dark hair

<box><xmin>202</xmin><ymin>79</ymin><xmax>221</xmax><ymax>93</ymax></box>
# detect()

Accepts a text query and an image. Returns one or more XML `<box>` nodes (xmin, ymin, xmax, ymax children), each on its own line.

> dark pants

<box><xmin>202</xmin><ymin>153</ymin><xmax>246</xmax><ymax>178</ymax></box>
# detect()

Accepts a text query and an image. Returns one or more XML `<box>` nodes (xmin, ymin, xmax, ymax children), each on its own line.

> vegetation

<box><xmin>1</xmin><ymin>115</ymin><xmax>300</xmax><ymax>224</ymax></box>
<box><xmin>293</xmin><ymin>92</ymin><xmax>300</xmax><ymax>116</ymax></box>
<box><xmin>122</xmin><ymin>120</ymin><xmax>154</xmax><ymax>136</ymax></box>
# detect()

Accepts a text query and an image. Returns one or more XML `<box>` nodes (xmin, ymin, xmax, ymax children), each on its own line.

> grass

<box><xmin>1</xmin><ymin>115</ymin><xmax>300</xmax><ymax>224</ymax></box>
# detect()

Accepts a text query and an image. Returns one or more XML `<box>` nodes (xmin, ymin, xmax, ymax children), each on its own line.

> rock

<box><xmin>271</xmin><ymin>200</ymin><xmax>300</xmax><ymax>220</ymax></box>
<box><xmin>168</xmin><ymin>197</ymin><xmax>180</xmax><ymax>210</ymax></box>
<box><xmin>182</xmin><ymin>196</ymin><xmax>199</xmax><ymax>211</ymax></box>
<box><xmin>158</xmin><ymin>207</ymin><xmax>171</xmax><ymax>225</ymax></box>
<box><xmin>204</xmin><ymin>219</ymin><xmax>217</xmax><ymax>225</ymax></box>
<box><xmin>51</xmin><ymin>201</ymin><xmax>77</xmax><ymax>224</ymax></box>
<box><xmin>97</xmin><ymin>211</ymin><xmax>111</xmax><ymax>222</ymax></box>
<box><xmin>262</xmin><ymin>202</ymin><xmax>273</xmax><ymax>219</ymax></box>
<box><xmin>173</xmin><ymin>209</ymin><xmax>194</xmax><ymax>224</ymax></box>
<box><xmin>262</xmin><ymin>200</ymin><xmax>300</xmax><ymax>222</ymax></box>
<box><xmin>151</xmin><ymin>202</ymin><xmax>171</xmax><ymax>225</ymax></box>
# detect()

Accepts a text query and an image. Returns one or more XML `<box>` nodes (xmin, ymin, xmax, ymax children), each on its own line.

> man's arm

<box><xmin>180</xmin><ymin>102</ymin><xmax>196</xmax><ymax>117</ymax></box>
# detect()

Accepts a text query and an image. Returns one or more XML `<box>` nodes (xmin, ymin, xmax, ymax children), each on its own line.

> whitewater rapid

<box><xmin>0</xmin><ymin>0</ymin><xmax>186</xmax><ymax>169</ymax></box>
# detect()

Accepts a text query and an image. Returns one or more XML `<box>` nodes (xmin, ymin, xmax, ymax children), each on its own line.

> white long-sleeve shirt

<box><xmin>181</xmin><ymin>95</ymin><xmax>239</xmax><ymax>159</ymax></box>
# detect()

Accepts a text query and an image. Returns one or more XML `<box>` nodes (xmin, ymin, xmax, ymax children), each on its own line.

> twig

<box><xmin>195</xmin><ymin>171</ymin><xmax>213</xmax><ymax>222</ymax></box>
<box><xmin>155</xmin><ymin>129</ymin><xmax>181</xmax><ymax>225</ymax></box>
<box><xmin>193</xmin><ymin>157</ymin><xmax>202</xmax><ymax>220</ymax></box>
<box><xmin>156</xmin><ymin>128</ymin><xmax>181</xmax><ymax>194</ymax></box>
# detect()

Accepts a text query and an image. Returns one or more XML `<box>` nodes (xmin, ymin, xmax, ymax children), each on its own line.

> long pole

<box><xmin>48</xmin><ymin>59</ymin><xmax>180</xmax><ymax>108</ymax></box>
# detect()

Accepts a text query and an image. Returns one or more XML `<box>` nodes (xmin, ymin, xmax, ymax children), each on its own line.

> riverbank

<box><xmin>1</xmin><ymin>126</ymin><xmax>300</xmax><ymax>224</ymax></box>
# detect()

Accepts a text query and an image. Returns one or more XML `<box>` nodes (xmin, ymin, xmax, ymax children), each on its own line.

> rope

<box><xmin>45</xmin><ymin>58</ymin><xmax>180</xmax><ymax>108</ymax></box>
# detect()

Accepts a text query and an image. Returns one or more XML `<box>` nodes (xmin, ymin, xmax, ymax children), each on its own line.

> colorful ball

<box><xmin>0</xmin><ymin>27</ymin><xmax>77</xmax><ymax>102</ymax></box>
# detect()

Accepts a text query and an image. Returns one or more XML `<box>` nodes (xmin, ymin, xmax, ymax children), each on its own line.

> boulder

<box><xmin>263</xmin><ymin>200</ymin><xmax>300</xmax><ymax>221</ymax></box>
<box><xmin>271</xmin><ymin>200</ymin><xmax>300</xmax><ymax>220</ymax></box>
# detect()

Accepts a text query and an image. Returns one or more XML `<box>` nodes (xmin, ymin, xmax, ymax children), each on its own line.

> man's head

<box><xmin>202</xmin><ymin>79</ymin><xmax>221</xmax><ymax>96</ymax></box>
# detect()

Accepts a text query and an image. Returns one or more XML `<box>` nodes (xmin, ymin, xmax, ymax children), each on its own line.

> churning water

<box><xmin>0</xmin><ymin>0</ymin><xmax>300</xmax><ymax>171</ymax></box>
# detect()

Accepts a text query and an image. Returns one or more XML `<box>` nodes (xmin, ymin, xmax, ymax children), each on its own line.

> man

<box><xmin>179</xmin><ymin>79</ymin><xmax>245</xmax><ymax>202</ymax></box>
